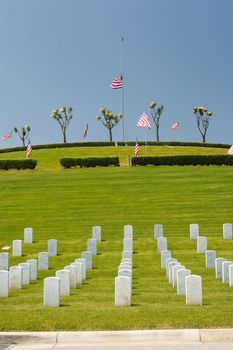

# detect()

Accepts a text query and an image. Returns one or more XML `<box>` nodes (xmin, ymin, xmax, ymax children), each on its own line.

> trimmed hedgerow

<box><xmin>60</xmin><ymin>157</ymin><xmax>120</xmax><ymax>168</ymax></box>
<box><xmin>131</xmin><ymin>155</ymin><xmax>233</xmax><ymax>166</ymax></box>
<box><xmin>118</xmin><ymin>141</ymin><xmax>231</xmax><ymax>149</ymax></box>
<box><xmin>0</xmin><ymin>159</ymin><xmax>37</xmax><ymax>170</ymax></box>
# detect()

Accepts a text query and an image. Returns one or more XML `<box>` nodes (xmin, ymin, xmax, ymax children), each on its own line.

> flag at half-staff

<box><xmin>137</xmin><ymin>112</ymin><xmax>151</xmax><ymax>129</ymax></box>
<box><xmin>171</xmin><ymin>122</ymin><xmax>180</xmax><ymax>130</ymax></box>
<box><xmin>1</xmin><ymin>131</ymin><xmax>12</xmax><ymax>141</ymax></box>
<box><xmin>111</xmin><ymin>76</ymin><xmax>123</xmax><ymax>89</ymax></box>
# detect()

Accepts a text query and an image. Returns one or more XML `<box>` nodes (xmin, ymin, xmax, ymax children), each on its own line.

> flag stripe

<box><xmin>228</xmin><ymin>145</ymin><xmax>233</xmax><ymax>155</ymax></box>
<box><xmin>83</xmin><ymin>124</ymin><xmax>88</xmax><ymax>138</ymax></box>
<box><xmin>137</xmin><ymin>112</ymin><xmax>151</xmax><ymax>128</ymax></box>
<box><xmin>26</xmin><ymin>139</ymin><xmax>32</xmax><ymax>159</ymax></box>
<box><xmin>111</xmin><ymin>76</ymin><xmax>123</xmax><ymax>89</ymax></box>
<box><xmin>135</xmin><ymin>140</ymin><xmax>139</xmax><ymax>157</ymax></box>
<box><xmin>171</xmin><ymin>122</ymin><xmax>179</xmax><ymax>130</ymax></box>
<box><xmin>1</xmin><ymin>132</ymin><xmax>12</xmax><ymax>141</ymax></box>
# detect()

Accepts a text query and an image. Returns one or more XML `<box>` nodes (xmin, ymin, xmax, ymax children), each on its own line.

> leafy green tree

<box><xmin>149</xmin><ymin>101</ymin><xmax>164</xmax><ymax>141</ymax></box>
<box><xmin>50</xmin><ymin>107</ymin><xmax>73</xmax><ymax>143</ymax></box>
<box><xmin>13</xmin><ymin>125</ymin><xmax>30</xmax><ymax>146</ymax></box>
<box><xmin>193</xmin><ymin>106</ymin><xmax>213</xmax><ymax>143</ymax></box>
<box><xmin>96</xmin><ymin>107</ymin><xmax>122</xmax><ymax>142</ymax></box>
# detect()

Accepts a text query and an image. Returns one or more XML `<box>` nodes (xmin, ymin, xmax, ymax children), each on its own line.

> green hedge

<box><xmin>118</xmin><ymin>141</ymin><xmax>231</xmax><ymax>149</ymax></box>
<box><xmin>60</xmin><ymin>157</ymin><xmax>120</xmax><ymax>168</ymax></box>
<box><xmin>131</xmin><ymin>155</ymin><xmax>233</xmax><ymax>166</ymax></box>
<box><xmin>0</xmin><ymin>159</ymin><xmax>37</xmax><ymax>170</ymax></box>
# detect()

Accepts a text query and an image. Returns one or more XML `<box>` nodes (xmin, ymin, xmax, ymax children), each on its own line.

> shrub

<box><xmin>0</xmin><ymin>160</ymin><xmax>37</xmax><ymax>170</ymax></box>
<box><xmin>131</xmin><ymin>155</ymin><xmax>233</xmax><ymax>166</ymax></box>
<box><xmin>60</xmin><ymin>157</ymin><xmax>120</xmax><ymax>168</ymax></box>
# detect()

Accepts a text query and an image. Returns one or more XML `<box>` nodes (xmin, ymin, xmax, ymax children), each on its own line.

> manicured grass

<box><xmin>0</xmin><ymin>146</ymin><xmax>233</xmax><ymax>330</ymax></box>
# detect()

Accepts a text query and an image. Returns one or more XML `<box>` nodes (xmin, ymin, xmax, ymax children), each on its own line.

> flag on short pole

<box><xmin>171</xmin><ymin>122</ymin><xmax>180</xmax><ymax>130</ymax></box>
<box><xmin>26</xmin><ymin>138</ymin><xmax>32</xmax><ymax>159</ymax></box>
<box><xmin>135</xmin><ymin>139</ymin><xmax>139</xmax><ymax>157</ymax></box>
<box><xmin>137</xmin><ymin>112</ymin><xmax>151</xmax><ymax>129</ymax></box>
<box><xmin>83</xmin><ymin>124</ymin><xmax>88</xmax><ymax>138</ymax></box>
<box><xmin>228</xmin><ymin>145</ymin><xmax>233</xmax><ymax>155</ymax></box>
<box><xmin>111</xmin><ymin>75</ymin><xmax>123</xmax><ymax>89</ymax></box>
<box><xmin>1</xmin><ymin>131</ymin><xmax>12</xmax><ymax>141</ymax></box>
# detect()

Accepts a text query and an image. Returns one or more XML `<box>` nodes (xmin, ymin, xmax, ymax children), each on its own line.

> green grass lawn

<box><xmin>0</xmin><ymin>146</ymin><xmax>233</xmax><ymax>330</ymax></box>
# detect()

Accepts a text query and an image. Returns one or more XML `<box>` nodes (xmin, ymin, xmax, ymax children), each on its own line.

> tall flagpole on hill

<box><xmin>121</xmin><ymin>36</ymin><xmax>125</xmax><ymax>142</ymax></box>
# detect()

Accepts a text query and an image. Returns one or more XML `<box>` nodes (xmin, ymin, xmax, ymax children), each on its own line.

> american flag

<box><xmin>83</xmin><ymin>124</ymin><xmax>88</xmax><ymax>138</ymax></box>
<box><xmin>26</xmin><ymin>138</ymin><xmax>32</xmax><ymax>159</ymax></box>
<box><xmin>111</xmin><ymin>76</ymin><xmax>123</xmax><ymax>89</ymax></box>
<box><xmin>171</xmin><ymin>122</ymin><xmax>179</xmax><ymax>130</ymax></box>
<box><xmin>228</xmin><ymin>145</ymin><xmax>233</xmax><ymax>155</ymax></box>
<box><xmin>135</xmin><ymin>139</ymin><xmax>139</xmax><ymax>157</ymax></box>
<box><xmin>1</xmin><ymin>131</ymin><xmax>12</xmax><ymax>141</ymax></box>
<box><xmin>137</xmin><ymin>112</ymin><xmax>151</xmax><ymax>129</ymax></box>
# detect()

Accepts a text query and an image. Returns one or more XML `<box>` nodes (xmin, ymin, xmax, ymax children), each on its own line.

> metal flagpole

<box><xmin>121</xmin><ymin>36</ymin><xmax>125</xmax><ymax>142</ymax></box>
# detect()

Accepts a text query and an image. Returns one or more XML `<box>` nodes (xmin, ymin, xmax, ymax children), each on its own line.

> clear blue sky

<box><xmin>0</xmin><ymin>0</ymin><xmax>232</xmax><ymax>147</ymax></box>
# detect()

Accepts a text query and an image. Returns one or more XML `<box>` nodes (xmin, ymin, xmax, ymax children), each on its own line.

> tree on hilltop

<box><xmin>14</xmin><ymin>125</ymin><xmax>30</xmax><ymax>146</ymax></box>
<box><xmin>193</xmin><ymin>106</ymin><xmax>213</xmax><ymax>143</ymax></box>
<box><xmin>96</xmin><ymin>107</ymin><xmax>122</xmax><ymax>142</ymax></box>
<box><xmin>50</xmin><ymin>107</ymin><xmax>73</xmax><ymax>143</ymax></box>
<box><xmin>149</xmin><ymin>101</ymin><xmax>164</xmax><ymax>142</ymax></box>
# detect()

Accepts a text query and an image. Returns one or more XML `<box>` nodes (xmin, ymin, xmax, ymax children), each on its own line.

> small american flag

<box><xmin>83</xmin><ymin>124</ymin><xmax>88</xmax><ymax>138</ymax></box>
<box><xmin>26</xmin><ymin>138</ymin><xmax>32</xmax><ymax>159</ymax></box>
<box><xmin>228</xmin><ymin>145</ymin><xmax>233</xmax><ymax>155</ymax></box>
<box><xmin>137</xmin><ymin>112</ymin><xmax>151</xmax><ymax>129</ymax></box>
<box><xmin>171</xmin><ymin>122</ymin><xmax>179</xmax><ymax>130</ymax></box>
<box><xmin>1</xmin><ymin>131</ymin><xmax>12</xmax><ymax>141</ymax></box>
<box><xmin>135</xmin><ymin>139</ymin><xmax>139</xmax><ymax>157</ymax></box>
<box><xmin>111</xmin><ymin>76</ymin><xmax>123</xmax><ymax>89</ymax></box>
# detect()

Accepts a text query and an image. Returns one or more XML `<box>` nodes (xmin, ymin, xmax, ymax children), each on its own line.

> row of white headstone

<box><xmin>43</xmin><ymin>226</ymin><xmax>101</xmax><ymax>307</ymax></box>
<box><xmin>190</xmin><ymin>225</ymin><xmax>233</xmax><ymax>288</ymax></box>
<box><xmin>155</xmin><ymin>224</ymin><xmax>202</xmax><ymax>305</ymax></box>
<box><xmin>115</xmin><ymin>225</ymin><xmax>133</xmax><ymax>307</ymax></box>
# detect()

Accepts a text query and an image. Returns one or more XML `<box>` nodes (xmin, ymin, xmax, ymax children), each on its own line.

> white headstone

<box><xmin>154</xmin><ymin>224</ymin><xmax>163</xmax><ymax>240</ymax></box>
<box><xmin>12</xmin><ymin>240</ymin><xmax>22</xmax><ymax>257</ymax></box>
<box><xmin>222</xmin><ymin>261</ymin><xmax>233</xmax><ymax>284</ymax></box>
<box><xmin>48</xmin><ymin>239</ymin><xmax>58</xmax><ymax>257</ymax></box>
<box><xmin>56</xmin><ymin>270</ymin><xmax>70</xmax><ymax>296</ymax></box>
<box><xmin>161</xmin><ymin>250</ymin><xmax>171</xmax><ymax>268</ymax></box>
<box><xmin>205</xmin><ymin>250</ymin><xmax>216</xmax><ymax>269</ymax></box>
<box><xmin>18</xmin><ymin>263</ymin><xmax>30</xmax><ymax>285</ymax></box>
<box><xmin>115</xmin><ymin>276</ymin><xmax>131</xmax><ymax>307</ymax></box>
<box><xmin>122</xmin><ymin>250</ymin><xmax>132</xmax><ymax>260</ymax></box>
<box><xmin>82</xmin><ymin>251</ymin><xmax>92</xmax><ymax>270</ymax></box>
<box><xmin>121</xmin><ymin>258</ymin><xmax>132</xmax><ymax>265</ymax></box>
<box><xmin>92</xmin><ymin>226</ymin><xmax>101</xmax><ymax>241</ymax></box>
<box><xmin>123</xmin><ymin>238</ymin><xmax>133</xmax><ymax>253</ymax></box>
<box><xmin>0</xmin><ymin>270</ymin><xmax>9</xmax><ymax>297</ymax></box>
<box><xmin>229</xmin><ymin>264</ymin><xmax>233</xmax><ymax>287</ymax></box>
<box><xmin>74</xmin><ymin>258</ymin><xmax>86</xmax><ymax>280</ymax></box>
<box><xmin>185</xmin><ymin>275</ymin><xmax>202</xmax><ymax>305</ymax></box>
<box><xmin>190</xmin><ymin>224</ymin><xmax>199</xmax><ymax>240</ymax></box>
<box><xmin>64</xmin><ymin>265</ymin><xmax>77</xmax><ymax>288</ymax></box>
<box><xmin>197</xmin><ymin>236</ymin><xmax>207</xmax><ymax>253</ymax></box>
<box><xmin>166</xmin><ymin>258</ymin><xmax>177</xmax><ymax>279</ymax></box>
<box><xmin>157</xmin><ymin>237</ymin><xmax>167</xmax><ymax>253</ymax></box>
<box><xmin>38</xmin><ymin>252</ymin><xmax>49</xmax><ymax>270</ymax></box>
<box><xmin>0</xmin><ymin>253</ymin><xmax>9</xmax><ymax>270</ymax></box>
<box><xmin>124</xmin><ymin>225</ymin><xmax>133</xmax><ymax>239</ymax></box>
<box><xmin>87</xmin><ymin>238</ymin><xmax>97</xmax><ymax>255</ymax></box>
<box><xmin>9</xmin><ymin>266</ymin><xmax>22</xmax><ymax>290</ymax></box>
<box><xmin>173</xmin><ymin>265</ymin><xmax>185</xmax><ymax>288</ymax></box>
<box><xmin>24</xmin><ymin>227</ymin><xmax>33</xmax><ymax>243</ymax></box>
<box><xmin>177</xmin><ymin>269</ymin><xmax>191</xmax><ymax>295</ymax></box>
<box><xmin>223</xmin><ymin>223</ymin><xmax>232</xmax><ymax>240</ymax></box>
<box><xmin>168</xmin><ymin>261</ymin><xmax>180</xmax><ymax>283</ymax></box>
<box><xmin>118</xmin><ymin>269</ymin><xmax>132</xmax><ymax>278</ymax></box>
<box><xmin>27</xmin><ymin>259</ymin><xmax>38</xmax><ymax>280</ymax></box>
<box><xmin>43</xmin><ymin>277</ymin><xmax>60</xmax><ymax>307</ymax></box>
<box><xmin>119</xmin><ymin>264</ymin><xmax>132</xmax><ymax>271</ymax></box>
<box><xmin>73</xmin><ymin>262</ymin><xmax>82</xmax><ymax>285</ymax></box>
<box><xmin>215</xmin><ymin>257</ymin><xmax>226</xmax><ymax>279</ymax></box>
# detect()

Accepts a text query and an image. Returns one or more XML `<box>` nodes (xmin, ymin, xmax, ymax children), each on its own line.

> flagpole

<box><xmin>121</xmin><ymin>36</ymin><xmax>125</xmax><ymax>142</ymax></box>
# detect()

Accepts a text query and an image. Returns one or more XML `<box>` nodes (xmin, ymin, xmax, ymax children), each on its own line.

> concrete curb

<box><xmin>0</xmin><ymin>329</ymin><xmax>233</xmax><ymax>345</ymax></box>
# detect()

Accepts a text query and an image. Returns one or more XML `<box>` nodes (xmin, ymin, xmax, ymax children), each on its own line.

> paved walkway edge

<box><xmin>0</xmin><ymin>329</ymin><xmax>233</xmax><ymax>345</ymax></box>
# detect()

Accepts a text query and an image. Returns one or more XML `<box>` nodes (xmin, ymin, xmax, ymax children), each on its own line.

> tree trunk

<box><xmin>156</xmin><ymin>125</ymin><xmax>160</xmax><ymax>142</ymax></box>
<box><xmin>109</xmin><ymin>128</ymin><xmax>113</xmax><ymax>142</ymax></box>
<box><xmin>63</xmin><ymin>130</ymin><xmax>67</xmax><ymax>143</ymax></box>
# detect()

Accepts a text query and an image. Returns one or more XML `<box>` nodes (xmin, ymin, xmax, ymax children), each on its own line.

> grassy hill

<box><xmin>0</xmin><ymin>145</ymin><xmax>232</xmax><ymax>330</ymax></box>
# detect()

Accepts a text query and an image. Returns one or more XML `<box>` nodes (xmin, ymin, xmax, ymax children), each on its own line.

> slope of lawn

<box><xmin>0</xmin><ymin>145</ymin><xmax>233</xmax><ymax>330</ymax></box>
